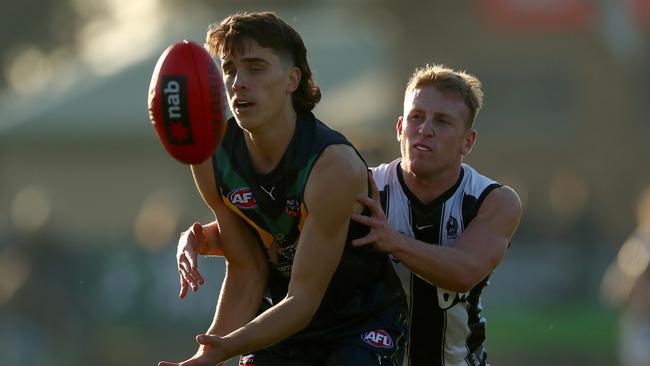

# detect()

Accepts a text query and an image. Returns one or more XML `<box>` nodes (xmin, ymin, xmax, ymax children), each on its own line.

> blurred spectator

<box><xmin>601</xmin><ymin>187</ymin><xmax>650</xmax><ymax>366</ymax></box>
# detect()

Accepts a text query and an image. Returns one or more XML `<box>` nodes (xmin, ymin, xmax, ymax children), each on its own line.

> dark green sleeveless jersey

<box><xmin>212</xmin><ymin>112</ymin><xmax>406</xmax><ymax>342</ymax></box>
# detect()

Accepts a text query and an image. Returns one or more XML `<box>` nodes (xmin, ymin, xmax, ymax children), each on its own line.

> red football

<box><xmin>147</xmin><ymin>40</ymin><xmax>226</xmax><ymax>164</ymax></box>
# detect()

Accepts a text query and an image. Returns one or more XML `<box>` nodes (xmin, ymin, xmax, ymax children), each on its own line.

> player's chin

<box><xmin>233</xmin><ymin>114</ymin><xmax>262</xmax><ymax>131</ymax></box>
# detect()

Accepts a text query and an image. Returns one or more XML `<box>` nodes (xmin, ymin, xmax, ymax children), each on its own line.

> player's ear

<box><xmin>396</xmin><ymin>116</ymin><xmax>404</xmax><ymax>142</ymax></box>
<box><xmin>461</xmin><ymin>128</ymin><xmax>476</xmax><ymax>155</ymax></box>
<box><xmin>287</xmin><ymin>66</ymin><xmax>301</xmax><ymax>93</ymax></box>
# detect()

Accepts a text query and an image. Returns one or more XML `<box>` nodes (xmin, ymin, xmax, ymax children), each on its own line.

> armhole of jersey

<box><xmin>476</xmin><ymin>183</ymin><xmax>502</xmax><ymax>210</ymax></box>
<box><xmin>211</xmin><ymin>151</ymin><xmax>223</xmax><ymax>199</ymax></box>
<box><xmin>301</xmin><ymin>141</ymin><xmax>357</xmax><ymax>213</ymax></box>
<box><xmin>477</xmin><ymin>183</ymin><xmax>512</xmax><ymax>249</ymax></box>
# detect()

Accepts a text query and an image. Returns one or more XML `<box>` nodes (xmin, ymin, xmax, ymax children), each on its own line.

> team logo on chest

<box><xmin>227</xmin><ymin>187</ymin><xmax>257</xmax><ymax>209</ymax></box>
<box><xmin>446</xmin><ymin>215</ymin><xmax>458</xmax><ymax>238</ymax></box>
<box><xmin>286</xmin><ymin>199</ymin><xmax>300</xmax><ymax>217</ymax></box>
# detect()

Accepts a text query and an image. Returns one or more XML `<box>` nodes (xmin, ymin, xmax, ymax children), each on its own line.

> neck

<box><xmin>401</xmin><ymin>163</ymin><xmax>462</xmax><ymax>204</ymax></box>
<box><xmin>244</xmin><ymin>106</ymin><xmax>297</xmax><ymax>174</ymax></box>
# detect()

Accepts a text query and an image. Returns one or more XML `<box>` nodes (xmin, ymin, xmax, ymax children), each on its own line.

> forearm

<box><xmin>391</xmin><ymin>235</ymin><xmax>485</xmax><ymax>292</ymax></box>
<box><xmin>219</xmin><ymin>294</ymin><xmax>316</xmax><ymax>359</ymax></box>
<box><xmin>207</xmin><ymin>262</ymin><xmax>267</xmax><ymax>336</ymax></box>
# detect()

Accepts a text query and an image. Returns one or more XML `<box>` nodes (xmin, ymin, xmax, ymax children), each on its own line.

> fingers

<box><xmin>351</xmin><ymin>212</ymin><xmax>374</xmax><ymax>226</ymax></box>
<box><xmin>179</xmin><ymin>254</ymin><xmax>199</xmax><ymax>286</ymax></box>
<box><xmin>196</xmin><ymin>334</ymin><xmax>221</xmax><ymax>346</ymax></box>
<box><xmin>352</xmin><ymin>234</ymin><xmax>376</xmax><ymax>246</ymax></box>
<box><xmin>179</xmin><ymin>275</ymin><xmax>189</xmax><ymax>299</ymax></box>
<box><xmin>190</xmin><ymin>222</ymin><xmax>206</xmax><ymax>242</ymax></box>
<box><xmin>186</xmin><ymin>251</ymin><xmax>205</xmax><ymax>285</ymax></box>
<box><xmin>178</xmin><ymin>226</ymin><xmax>206</xmax><ymax>291</ymax></box>
<box><xmin>356</xmin><ymin>194</ymin><xmax>386</xmax><ymax>219</ymax></box>
<box><xmin>178</xmin><ymin>254</ymin><xmax>202</xmax><ymax>294</ymax></box>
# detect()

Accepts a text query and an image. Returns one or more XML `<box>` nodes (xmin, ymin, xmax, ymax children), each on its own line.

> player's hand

<box><xmin>351</xmin><ymin>174</ymin><xmax>400</xmax><ymax>253</ymax></box>
<box><xmin>158</xmin><ymin>335</ymin><xmax>229</xmax><ymax>366</ymax></box>
<box><xmin>177</xmin><ymin>222</ymin><xmax>206</xmax><ymax>299</ymax></box>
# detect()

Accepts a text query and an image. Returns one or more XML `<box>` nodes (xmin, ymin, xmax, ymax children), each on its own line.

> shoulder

<box><xmin>462</xmin><ymin>163</ymin><xmax>499</xmax><ymax>190</ymax></box>
<box><xmin>313</xmin><ymin>144</ymin><xmax>367</xmax><ymax>181</ymax></box>
<box><xmin>460</xmin><ymin>164</ymin><xmax>521</xmax><ymax>224</ymax></box>
<box><xmin>190</xmin><ymin>157</ymin><xmax>222</xmax><ymax>210</ymax></box>
<box><xmin>481</xmin><ymin>185</ymin><xmax>523</xmax><ymax>222</ymax></box>
<box><xmin>370</xmin><ymin>158</ymin><xmax>401</xmax><ymax>185</ymax></box>
<box><xmin>304</xmin><ymin>144</ymin><xmax>367</xmax><ymax>207</ymax></box>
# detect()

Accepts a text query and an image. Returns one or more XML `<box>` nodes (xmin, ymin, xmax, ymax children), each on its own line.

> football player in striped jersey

<box><xmin>351</xmin><ymin>64</ymin><xmax>522</xmax><ymax>366</ymax></box>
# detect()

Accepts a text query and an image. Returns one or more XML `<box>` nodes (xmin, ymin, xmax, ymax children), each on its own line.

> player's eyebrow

<box><xmin>221</xmin><ymin>57</ymin><xmax>270</xmax><ymax>69</ymax></box>
<box><xmin>240</xmin><ymin>57</ymin><xmax>270</xmax><ymax>65</ymax></box>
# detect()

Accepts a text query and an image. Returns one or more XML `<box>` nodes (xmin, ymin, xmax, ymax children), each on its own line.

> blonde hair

<box><xmin>405</xmin><ymin>64</ymin><xmax>484</xmax><ymax>128</ymax></box>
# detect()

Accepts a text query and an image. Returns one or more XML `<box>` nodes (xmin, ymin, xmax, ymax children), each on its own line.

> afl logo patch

<box><xmin>227</xmin><ymin>187</ymin><xmax>257</xmax><ymax>209</ymax></box>
<box><xmin>361</xmin><ymin>329</ymin><xmax>393</xmax><ymax>349</ymax></box>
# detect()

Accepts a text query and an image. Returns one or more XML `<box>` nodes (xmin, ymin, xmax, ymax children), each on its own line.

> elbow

<box><xmin>451</xmin><ymin>278</ymin><xmax>477</xmax><ymax>293</ymax></box>
<box><xmin>447</xmin><ymin>258</ymin><xmax>496</xmax><ymax>292</ymax></box>
<box><xmin>298</xmin><ymin>297</ymin><xmax>321</xmax><ymax>327</ymax></box>
<box><xmin>439</xmin><ymin>271</ymin><xmax>485</xmax><ymax>293</ymax></box>
<box><xmin>225</xmin><ymin>255</ymin><xmax>268</xmax><ymax>287</ymax></box>
<box><xmin>284</xmin><ymin>292</ymin><xmax>322</xmax><ymax>331</ymax></box>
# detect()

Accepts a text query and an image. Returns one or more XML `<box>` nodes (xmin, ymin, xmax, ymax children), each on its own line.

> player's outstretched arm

<box><xmin>353</xmin><ymin>177</ymin><xmax>522</xmax><ymax>293</ymax></box>
<box><xmin>160</xmin><ymin>158</ymin><xmax>268</xmax><ymax>366</ymax></box>
<box><xmin>397</xmin><ymin>186</ymin><xmax>521</xmax><ymax>292</ymax></box>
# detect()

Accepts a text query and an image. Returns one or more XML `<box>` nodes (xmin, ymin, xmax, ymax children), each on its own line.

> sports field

<box><xmin>487</xmin><ymin>305</ymin><xmax>618</xmax><ymax>365</ymax></box>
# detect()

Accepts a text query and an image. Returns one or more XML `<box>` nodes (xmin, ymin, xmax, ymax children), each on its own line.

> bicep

<box><xmin>191</xmin><ymin>158</ymin><xmax>265</xmax><ymax>267</ymax></box>
<box><xmin>456</xmin><ymin>186</ymin><xmax>523</xmax><ymax>270</ymax></box>
<box><xmin>287</xmin><ymin>146</ymin><xmax>367</xmax><ymax>301</ymax></box>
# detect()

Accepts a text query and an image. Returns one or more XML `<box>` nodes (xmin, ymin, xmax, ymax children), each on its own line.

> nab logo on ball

<box><xmin>161</xmin><ymin>76</ymin><xmax>193</xmax><ymax>145</ymax></box>
<box><xmin>228</xmin><ymin>187</ymin><xmax>257</xmax><ymax>209</ymax></box>
<box><xmin>361</xmin><ymin>329</ymin><xmax>393</xmax><ymax>349</ymax></box>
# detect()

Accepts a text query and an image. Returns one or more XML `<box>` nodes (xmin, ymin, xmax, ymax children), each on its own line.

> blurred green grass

<box><xmin>486</xmin><ymin>304</ymin><xmax>618</xmax><ymax>365</ymax></box>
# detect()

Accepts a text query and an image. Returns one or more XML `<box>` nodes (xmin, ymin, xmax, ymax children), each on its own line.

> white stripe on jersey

<box><xmin>370</xmin><ymin>159</ymin><xmax>500</xmax><ymax>366</ymax></box>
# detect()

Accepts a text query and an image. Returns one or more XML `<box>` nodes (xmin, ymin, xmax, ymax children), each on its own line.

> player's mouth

<box><xmin>233</xmin><ymin>99</ymin><xmax>256</xmax><ymax>113</ymax></box>
<box><xmin>413</xmin><ymin>143</ymin><xmax>431</xmax><ymax>152</ymax></box>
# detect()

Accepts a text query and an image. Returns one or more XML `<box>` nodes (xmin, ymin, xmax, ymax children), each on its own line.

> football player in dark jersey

<box><xmin>159</xmin><ymin>11</ymin><xmax>407</xmax><ymax>366</ymax></box>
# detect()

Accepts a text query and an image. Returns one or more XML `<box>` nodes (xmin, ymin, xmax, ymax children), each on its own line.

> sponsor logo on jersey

<box><xmin>437</xmin><ymin>287</ymin><xmax>469</xmax><ymax>310</ymax></box>
<box><xmin>446</xmin><ymin>215</ymin><xmax>458</xmax><ymax>238</ymax></box>
<box><xmin>361</xmin><ymin>329</ymin><xmax>394</xmax><ymax>349</ymax></box>
<box><xmin>286</xmin><ymin>199</ymin><xmax>300</xmax><ymax>217</ymax></box>
<box><xmin>227</xmin><ymin>187</ymin><xmax>257</xmax><ymax>209</ymax></box>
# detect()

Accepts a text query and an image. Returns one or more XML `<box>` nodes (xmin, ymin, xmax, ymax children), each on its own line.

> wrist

<box><xmin>387</xmin><ymin>230</ymin><xmax>406</xmax><ymax>256</ymax></box>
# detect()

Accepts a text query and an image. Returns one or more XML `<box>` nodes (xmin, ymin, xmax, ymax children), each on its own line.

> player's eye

<box><xmin>409</xmin><ymin>113</ymin><xmax>424</xmax><ymax>121</ymax></box>
<box><xmin>249</xmin><ymin>65</ymin><xmax>265</xmax><ymax>73</ymax></box>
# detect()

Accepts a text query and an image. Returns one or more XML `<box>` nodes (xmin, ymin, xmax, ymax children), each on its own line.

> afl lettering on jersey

<box><xmin>227</xmin><ymin>187</ymin><xmax>257</xmax><ymax>209</ymax></box>
<box><xmin>437</xmin><ymin>287</ymin><xmax>469</xmax><ymax>310</ymax></box>
<box><xmin>361</xmin><ymin>329</ymin><xmax>394</xmax><ymax>349</ymax></box>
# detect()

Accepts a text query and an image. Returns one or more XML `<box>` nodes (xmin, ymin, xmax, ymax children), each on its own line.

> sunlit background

<box><xmin>1</xmin><ymin>1</ymin><xmax>650</xmax><ymax>365</ymax></box>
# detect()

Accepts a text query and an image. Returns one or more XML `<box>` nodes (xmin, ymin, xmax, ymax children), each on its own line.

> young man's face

<box><xmin>220</xmin><ymin>39</ymin><xmax>299</xmax><ymax>130</ymax></box>
<box><xmin>397</xmin><ymin>85</ymin><xmax>475</xmax><ymax>180</ymax></box>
